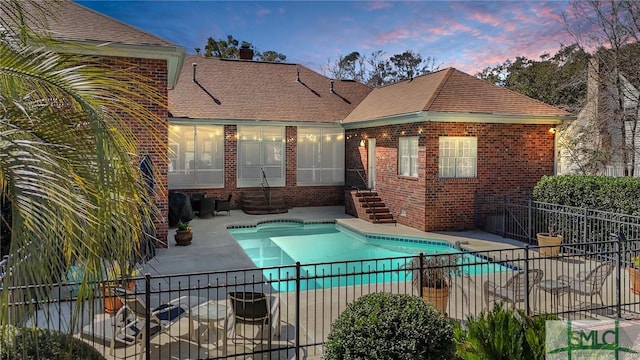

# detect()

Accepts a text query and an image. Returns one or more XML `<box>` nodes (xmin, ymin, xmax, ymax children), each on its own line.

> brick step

<box><xmin>240</xmin><ymin>190</ymin><xmax>288</xmax><ymax>215</ymax></box>
<box><xmin>369</xmin><ymin>213</ymin><xmax>394</xmax><ymax>220</ymax></box>
<box><xmin>358</xmin><ymin>197</ymin><xmax>382</xmax><ymax>203</ymax></box>
<box><xmin>360</xmin><ymin>202</ymin><xmax>386</xmax><ymax>208</ymax></box>
<box><xmin>365</xmin><ymin>207</ymin><xmax>391</xmax><ymax>214</ymax></box>
<box><xmin>354</xmin><ymin>191</ymin><xmax>378</xmax><ymax>197</ymax></box>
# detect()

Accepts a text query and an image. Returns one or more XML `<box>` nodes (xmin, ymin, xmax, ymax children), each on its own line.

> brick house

<box><xmin>168</xmin><ymin>57</ymin><xmax>573</xmax><ymax>231</ymax></box>
<box><xmin>341</xmin><ymin>69</ymin><xmax>574</xmax><ymax>231</ymax></box>
<box><xmin>39</xmin><ymin>1</ymin><xmax>573</xmax><ymax>239</ymax></box>
<box><xmin>167</xmin><ymin>54</ymin><xmax>371</xmax><ymax>212</ymax></box>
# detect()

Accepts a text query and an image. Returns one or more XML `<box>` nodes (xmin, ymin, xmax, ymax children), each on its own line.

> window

<box><xmin>439</xmin><ymin>137</ymin><xmax>477</xmax><ymax>178</ymax></box>
<box><xmin>168</xmin><ymin>124</ymin><xmax>224</xmax><ymax>188</ymax></box>
<box><xmin>238</xmin><ymin>126</ymin><xmax>285</xmax><ymax>187</ymax></box>
<box><xmin>398</xmin><ymin>137</ymin><xmax>419</xmax><ymax>177</ymax></box>
<box><xmin>297</xmin><ymin>127</ymin><xmax>345</xmax><ymax>185</ymax></box>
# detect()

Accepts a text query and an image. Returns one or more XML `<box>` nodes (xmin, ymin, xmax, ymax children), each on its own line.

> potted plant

<box><xmin>99</xmin><ymin>261</ymin><xmax>140</xmax><ymax>314</ymax></box>
<box><xmin>628</xmin><ymin>255</ymin><xmax>640</xmax><ymax>295</ymax></box>
<box><xmin>536</xmin><ymin>224</ymin><xmax>563</xmax><ymax>256</ymax></box>
<box><xmin>175</xmin><ymin>221</ymin><xmax>193</xmax><ymax>246</ymax></box>
<box><xmin>408</xmin><ymin>254</ymin><xmax>459</xmax><ymax>314</ymax></box>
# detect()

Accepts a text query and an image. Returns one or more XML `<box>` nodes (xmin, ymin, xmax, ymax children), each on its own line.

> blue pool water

<box><xmin>229</xmin><ymin>221</ymin><xmax>510</xmax><ymax>291</ymax></box>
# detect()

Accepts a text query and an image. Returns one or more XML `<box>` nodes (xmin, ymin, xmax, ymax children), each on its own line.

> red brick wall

<box><xmin>345</xmin><ymin>121</ymin><xmax>555</xmax><ymax>231</ymax></box>
<box><xmin>102</xmin><ymin>57</ymin><xmax>169</xmax><ymax>244</ymax></box>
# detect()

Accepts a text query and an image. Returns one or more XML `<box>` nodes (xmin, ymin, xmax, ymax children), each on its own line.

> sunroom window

<box><xmin>168</xmin><ymin>124</ymin><xmax>224</xmax><ymax>188</ymax></box>
<box><xmin>237</xmin><ymin>126</ymin><xmax>285</xmax><ymax>187</ymax></box>
<box><xmin>297</xmin><ymin>127</ymin><xmax>345</xmax><ymax>185</ymax></box>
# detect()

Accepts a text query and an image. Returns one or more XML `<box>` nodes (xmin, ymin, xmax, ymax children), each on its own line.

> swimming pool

<box><xmin>228</xmin><ymin>220</ymin><xmax>511</xmax><ymax>291</ymax></box>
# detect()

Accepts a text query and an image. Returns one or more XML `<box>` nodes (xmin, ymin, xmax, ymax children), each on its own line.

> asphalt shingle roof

<box><xmin>169</xmin><ymin>55</ymin><xmax>373</xmax><ymax>122</ymax></box>
<box><xmin>3</xmin><ymin>0</ymin><xmax>175</xmax><ymax>47</ymax></box>
<box><xmin>343</xmin><ymin>68</ymin><xmax>571</xmax><ymax>123</ymax></box>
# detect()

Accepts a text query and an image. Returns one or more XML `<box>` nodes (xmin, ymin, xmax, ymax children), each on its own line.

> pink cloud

<box><xmin>375</xmin><ymin>28</ymin><xmax>412</xmax><ymax>45</ymax></box>
<box><xmin>468</xmin><ymin>12</ymin><xmax>502</xmax><ymax>27</ymax></box>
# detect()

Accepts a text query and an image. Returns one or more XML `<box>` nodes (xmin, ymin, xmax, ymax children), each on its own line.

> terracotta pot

<box><xmin>628</xmin><ymin>266</ymin><xmax>640</xmax><ymax>295</ymax></box>
<box><xmin>175</xmin><ymin>230</ymin><xmax>193</xmax><ymax>246</ymax></box>
<box><xmin>422</xmin><ymin>286</ymin><xmax>450</xmax><ymax>314</ymax></box>
<box><xmin>537</xmin><ymin>233</ymin><xmax>563</xmax><ymax>256</ymax></box>
<box><xmin>100</xmin><ymin>281</ymin><xmax>135</xmax><ymax>314</ymax></box>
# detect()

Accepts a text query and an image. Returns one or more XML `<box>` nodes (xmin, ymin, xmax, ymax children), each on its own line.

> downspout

<box><xmin>553</xmin><ymin>126</ymin><xmax>558</xmax><ymax>175</ymax></box>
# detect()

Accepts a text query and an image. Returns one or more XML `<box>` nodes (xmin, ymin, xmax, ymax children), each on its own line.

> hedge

<box><xmin>533</xmin><ymin>175</ymin><xmax>640</xmax><ymax>216</ymax></box>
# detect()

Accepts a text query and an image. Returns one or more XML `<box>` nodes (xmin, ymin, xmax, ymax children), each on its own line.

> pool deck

<box><xmin>149</xmin><ymin>205</ymin><xmax>526</xmax><ymax>276</ymax></box>
<box><xmin>46</xmin><ymin>206</ymin><xmax>633</xmax><ymax>359</ymax></box>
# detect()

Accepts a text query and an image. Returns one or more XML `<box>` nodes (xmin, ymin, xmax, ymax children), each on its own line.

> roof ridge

<box><xmin>423</xmin><ymin>68</ymin><xmax>455</xmax><ymax>111</ymax></box>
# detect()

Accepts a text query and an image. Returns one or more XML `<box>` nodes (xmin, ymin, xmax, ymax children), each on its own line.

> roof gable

<box><xmin>343</xmin><ymin>68</ymin><xmax>571</xmax><ymax>123</ymax></box>
<box><xmin>169</xmin><ymin>56</ymin><xmax>372</xmax><ymax>122</ymax></box>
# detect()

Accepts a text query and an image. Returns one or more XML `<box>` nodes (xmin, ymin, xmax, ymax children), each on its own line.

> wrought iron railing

<box><xmin>5</xmin><ymin>237</ymin><xmax>640</xmax><ymax>359</ymax></box>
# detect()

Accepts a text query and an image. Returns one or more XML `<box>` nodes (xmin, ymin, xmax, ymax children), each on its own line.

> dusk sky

<box><xmin>77</xmin><ymin>1</ymin><xmax>577</xmax><ymax>75</ymax></box>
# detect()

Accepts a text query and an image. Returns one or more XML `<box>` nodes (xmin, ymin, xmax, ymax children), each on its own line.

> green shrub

<box><xmin>0</xmin><ymin>325</ymin><xmax>105</xmax><ymax>360</ymax></box>
<box><xmin>533</xmin><ymin>175</ymin><xmax>640</xmax><ymax>215</ymax></box>
<box><xmin>324</xmin><ymin>292</ymin><xmax>454</xmax><ymax>360</ymax></box>
<box><xmin>453</xmin><ymin>303</ymin><xmax>557</xmax><ymax>360</ymax></box>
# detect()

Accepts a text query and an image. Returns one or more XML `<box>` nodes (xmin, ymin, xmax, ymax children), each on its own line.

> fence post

<box><xmin>527</xmin><ymin>199</ymin><xmax>533</xmax><ymax>243</ymax></box>
<box><xmin>524</xmin><ymin>246</ymin><xmax>531</xmax><ymax>316</ymax></box>
<box><xmin>418</xmin><ymin>253</ymin><xmax>424</xmax><ymax>298</ymax></box>
<box><xmin>616</xmin><ymin>234</ymin><xmax>622</xmax><ymax>318</ymax></box>
<box><xmin>582</xmin><ymin>207</ymin><xmax>588</xmax><ymax>243</ymax></box>
<box><xmin>145</xmin><ymin>273</ymin><xmax>151</xmax><ymax>360</ymax></box>
<box><xmin>501</xmin><ymin>197</ymin><xmax>506</xmax><ymax>237</ymax></box>
<box><xmin>295</xmin><ymin>262</ymin><xmax>301</xmax><ymax>360</ymax></box>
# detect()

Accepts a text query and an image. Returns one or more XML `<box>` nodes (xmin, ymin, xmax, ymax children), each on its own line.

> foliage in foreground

<box><xmin>324</xmin><ymin>292</ymin><xmax>454</xmax><ymax>360</ymax></box>
<box><xmin>0</xmin><ymin>326</ymin><xmax>105</xmax><ymax>360</ymax></box>
<box><xmin>0</xmin><ymin>0</ymin><xmax>164</xmax><ymax>330</ymax></box>
<box><xmin>453</xmin><ymin>303</ymin><xmax>557</xmax><ymax>360</ymax></box>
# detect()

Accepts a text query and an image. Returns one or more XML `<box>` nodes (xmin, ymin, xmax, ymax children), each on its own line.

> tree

<box><xmin>325</xmin><ymin>50</ymin><xmax>440</xmax><ymax>87</ymax></box>
<box><xmin>197</xmin><ymin>35</ymin><xmax>286</xmax><ymax>62</ymax></box>
<box><xmin>389</xmin><ymin>50</ymin><xmax>433</xmax><ymax>81</ymax></box>
<box><xmin>476</xmin><ymin>44</ymin><xmax>589</xmax><ymax>114</ymax></box>
<box><xmin>0</xmin><ymin>0</ymin><xmax>161</xmax><ymax>332</ymax></box>
<box><xmin>562</xmin><ymin>0</ymin><xmax>640</xmax><ymax>176</ymax></box>
<box><xmin>258</xmin><ymin>50</ymin><xmax>286</xmax><ymax>63</ymax></box>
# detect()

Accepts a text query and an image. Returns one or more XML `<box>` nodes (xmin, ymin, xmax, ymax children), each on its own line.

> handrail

<box><xmin>260</xmin><ymin>167</ymin><xmax>272</xmax><ymax>208</ymax></box>
<box><xmin>347</xmin><ymin>168</ymin><xmax>368</xmax><ymax>190</ymax></box>
<box><xmin>352</xmin><ymin>186</ymin><xmax>377</xmax><ymax>222</ymax></box>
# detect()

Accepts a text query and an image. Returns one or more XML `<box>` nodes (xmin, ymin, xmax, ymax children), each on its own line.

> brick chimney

<box><xmin>239</xmin><ymin>43</ymin><xmax>254</xmax><ymax>60</ymax></box>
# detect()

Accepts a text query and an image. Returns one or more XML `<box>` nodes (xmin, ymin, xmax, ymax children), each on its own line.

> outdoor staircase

<box><xmin>353</xmin><ymin>190</ymin><xmax>396</xmax><ymax>224</ymax></box>
<box><xmin>240</xmin><ymin>190</ymin><xmax>288</xmax><ymax>215</ymax></box>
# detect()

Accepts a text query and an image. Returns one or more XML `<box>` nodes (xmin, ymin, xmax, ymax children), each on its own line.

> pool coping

<box><xmin>225</xmin><ymin>217</ymin><xmax>521</xmax><ymax>272</ymax></box>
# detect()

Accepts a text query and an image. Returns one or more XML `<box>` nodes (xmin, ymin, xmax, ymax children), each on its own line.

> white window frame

<box><xmin>398</xmin><ymin>136</ymin><xmax>419</xmax><ymax>177</ymax></box>
<box><xmin>438</xmin><ymin>137</ymin><xmax>477</xmax><ymax>178</ymax></box>
<box><xmin>237</xmin><ymin>126</ymin><xmax>285</xmax><ymax>187</ymax></box>
<box><xmin>168</xmin><ymin>124</ymin><xmax>224</xmax><ymax>189</ymax></box>
<box><xmin>297</xmin><ymin>127</ymin><xmax>345</xmax><ymax>186</ymax></box>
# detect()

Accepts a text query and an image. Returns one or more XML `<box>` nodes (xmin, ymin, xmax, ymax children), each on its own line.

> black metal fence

<box><xmin>477</xmin><ymin>199</ymin><xmax>640</xmax><ymax>250</ymax></box>
<box><xmin>5</xmin><ymin>235</ymin><xmax>640</xmax><ymax>360</ymax></box>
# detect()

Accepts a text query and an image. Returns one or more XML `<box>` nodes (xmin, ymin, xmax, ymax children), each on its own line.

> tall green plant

<box><xmin>454</xmin><ymin>303</ymin><xmax>557</xmax><ymax>360</ymax></box>
<box><xmin>0</xmin><ymin>0</ymin><xmax>165</xmax><ymax>335</ymax></box>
